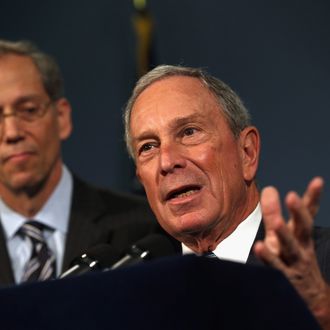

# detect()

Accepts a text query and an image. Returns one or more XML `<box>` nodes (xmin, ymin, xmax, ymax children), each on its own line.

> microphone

<box><xmin>110</xmin><ymin>233</ymin><xmax>176</xmax><ymax>270</ymax></box>
<box><xmin>60</xmin><ymin>244</ymin><xmax>121</xmax><ymax>279</ymax></box>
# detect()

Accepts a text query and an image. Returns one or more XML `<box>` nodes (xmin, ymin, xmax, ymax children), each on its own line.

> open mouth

<box><xmin>166</xmin><ymin>185</ymin><xmax>201</xmax><ymax>200</ymax></box>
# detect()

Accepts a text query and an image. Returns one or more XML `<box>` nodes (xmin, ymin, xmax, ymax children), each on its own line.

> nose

<box><xmin>159</xmin><ymin>143</ymin><xmax>186</xmax><ymax>175</ymax></box>
<box><xmin>1</xmin><ymin>115</ymin><xmax>24</xmax><ymax>143</ymax></box>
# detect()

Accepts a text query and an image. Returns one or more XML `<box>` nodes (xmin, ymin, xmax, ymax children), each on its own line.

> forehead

<box><xmin>130</xmin><ymin>76</ymin><xmax>226</xmax><ymax>134</ymax></box>
<box><xmin>0</xmin><ymin>54</ymin><xmax>45</xmax><ymax>103</ymax></box>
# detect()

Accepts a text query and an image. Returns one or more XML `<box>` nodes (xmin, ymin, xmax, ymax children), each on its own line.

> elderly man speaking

<box><xmin>124</xmin><ymin>65</ymin><xmax>330</xmax><ymax>329</ymax></box>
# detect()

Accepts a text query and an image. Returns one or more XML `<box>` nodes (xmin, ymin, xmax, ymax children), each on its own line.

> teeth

<box><xmin>174</xmin><ymin>189</ymin><xmax>198</xmax><ymax>198</ymax></box>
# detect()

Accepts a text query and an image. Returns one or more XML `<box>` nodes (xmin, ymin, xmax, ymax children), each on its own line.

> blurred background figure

<box><xmin>0</xmin><ymin>39</ymin><xmax>158</xmax><ymax>286</ymax></box>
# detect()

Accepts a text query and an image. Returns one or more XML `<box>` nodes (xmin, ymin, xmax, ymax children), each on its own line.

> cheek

<box><xmin>138</xmin><ymin>167</ymin><xmax>167</xmax><ymax>222</ymax></box>
<box><xmin>41</xmin><ymin>126</ymin><xmax>59</xmax><ymax>147</ymax></box>
<box><xmin>137</xmin><ymin>166</ymin><xmax>158</xmax><ymax>201</ymax></box>
<box><xmin>192</xmin><ymin>145</ymin><xmax>224</xmax><ymax>178</ymax></box>
<box><xmin>144</xmin><ymin>183</ymin><xmax>165</xmax><ymax>225</ymax></box>
<box><xmin>33</xmin><ymin>117</ymin><xmax>60</xmax><ymax>144</ymax></box>
<box><xmin>199</xmin><ymin>145</ymin><xmax>243</xmax><ymax>190</ymax></box>
<box><xmin>37</xmin><ymin>125</ymin><xmax>62</xmax><ymax>163</ymax></box>
<box><xmin>193</xmin><ymin>145</ymin><xmax>217</xmax><ymax>163</ymax></box>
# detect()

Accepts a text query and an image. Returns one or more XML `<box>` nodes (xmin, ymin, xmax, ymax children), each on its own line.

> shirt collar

<box><xmin>182</xmin><ymin>203</ymin><xmax>262</xmax><ymax>263</ymax></box>
<box><xmin>212</xmin><ymin>203</ymin><xmax>261</xmax><ymax>263</ymax></box>
<box><xmin>0</xmin><ymin>165</ymin><xmax>73</xmax><ymax>239</ymax></box>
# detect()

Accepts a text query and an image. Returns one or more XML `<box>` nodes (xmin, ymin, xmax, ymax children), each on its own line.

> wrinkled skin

<box><xmin>255</xmin><ymin>177</ymin><xmax>330</xmax><ymax>329</ymax></box>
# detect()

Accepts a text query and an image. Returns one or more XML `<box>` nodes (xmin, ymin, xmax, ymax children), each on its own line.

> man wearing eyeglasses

<box><xmin>0</xmin><ymin>39</ymin><xmax>159</xmax><ymax>285</ymax></box>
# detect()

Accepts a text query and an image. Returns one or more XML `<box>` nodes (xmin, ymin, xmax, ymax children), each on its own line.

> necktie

<box><xmin>19</xmin><ymin>221</ymin><xmax>56</xmax><ymax>282</ymax></box>
<box><xmin>203</xmin><ymin>251</ymin><xmax>218</xmax><ymax>258</ymax></box>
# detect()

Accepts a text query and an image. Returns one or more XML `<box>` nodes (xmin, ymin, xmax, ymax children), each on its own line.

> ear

<box><xmin>55</xmin><ymin>98</ymin><xmax>73</xmax><ymax>140</ymax></box>
<box><xmin>239</xmin><ymin>126</ymin><xmax>260</xmax><ymax>182</ymax></box>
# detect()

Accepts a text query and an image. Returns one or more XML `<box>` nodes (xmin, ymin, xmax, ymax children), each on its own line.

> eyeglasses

<box><xmin>0</xmin><ymin>100</ymin><xmax>53</xmax><ymax>124</ymax></box>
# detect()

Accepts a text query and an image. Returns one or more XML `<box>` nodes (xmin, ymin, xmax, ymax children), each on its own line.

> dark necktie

<box><xmin>203</xmin><ymin>251</ymin><xmax>218</xmax><ymax>258</ymax></box>
<box><xmin>19</xmin><ymin>221</ymin><xmax>56</xmax><ymax>282</ymax></box>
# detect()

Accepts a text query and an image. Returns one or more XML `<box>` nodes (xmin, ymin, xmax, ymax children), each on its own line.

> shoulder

<box><xmin>71</xmin><ymin>175</ymin><xmax>158</xmax><ymax>232</ymax></box>
<box><xmin>313</xmin><ymin>226</ymin><xmax>330</xmax><ymax>282</ymax></box>
<box><xmin>72</xmin><ymin>175</ymin><xmax>151</xmax><ymax>213</ymax></box>
<box><xmin>313</xmin><ymin>225</ymin><xmax>330</xmax><ymax>256</ymax></box>
<box><xmin>313</xmin><ymin>226</ymin><xmax>330</xmax><ymax>244</ymax></box>
<box><xmin>69</xmin><ymin>175</ymin><xmax>165</xmax><ymax>248</ymax></box>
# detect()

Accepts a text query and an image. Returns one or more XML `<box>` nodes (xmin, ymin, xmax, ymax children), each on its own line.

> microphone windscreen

<box><xmin>71</xmin><ymin>244</ymin><xmax>121</xmax><ymax>269</ymax></box>
<box><xmin>133</xmin><ymin>234</ymin><xmax>177</xmax><ymax>259</ymax></box>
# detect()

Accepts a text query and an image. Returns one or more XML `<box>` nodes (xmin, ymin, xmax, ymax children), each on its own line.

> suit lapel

<box><xmin>0</xmin><ymin>177</ymin><xmax>112</xmax><ymax>283</ymax></box>
<box><xmin>61</xmin><ymin>177</ymin><xmax>108</xmax><ymax>272</ymax></box>
<box><xmin>0</xmin><ymin>223</ymin><xmax>15</xmax><ymax>285</ymax></box>
<box><xmin>246</xmin><ymin>221</ymin><xmax>265</xmax><ymax>266</ymax></box>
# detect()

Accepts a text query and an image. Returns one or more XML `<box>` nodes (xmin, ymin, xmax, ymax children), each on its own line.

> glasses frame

<box><xmin>0</xmin><ymin>100</ymin><xmax>53</xmax><ymax>124</ymax></box>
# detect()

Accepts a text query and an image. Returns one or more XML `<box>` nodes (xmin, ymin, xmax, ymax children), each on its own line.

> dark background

<box><xmin>0</xmin><ymin>0</ymin><xmax>329</xmax><ymax>226</ymax></box>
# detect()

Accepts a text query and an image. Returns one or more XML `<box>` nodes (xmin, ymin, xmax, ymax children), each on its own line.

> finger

<box><xmin>286</xmin><ymin>191</ymin><xmax>313</xmax><ymax>245</ymax></box>
<box><xmin>260</xmin><ymin>186</ymin><xmax>284</xmax><ymax>232</ymax></box>
<box><xmin>254</xmin><ymin>241</ymin><xmax>287</xmax><ymax>272</ymax></box>
<box><xmin>302</xmin><ymin>176</ymin><xmax>324</xmax><ymax>218</ymax></box>
<box><xmin>275</xmin><ymin>221</ymin><xmax>302</xmax><ymax>265</ymax></box>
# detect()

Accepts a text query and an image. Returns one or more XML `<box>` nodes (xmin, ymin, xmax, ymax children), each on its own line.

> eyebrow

<box><xmin>132</xmin><ymin>113</ymin><xmax>205</xmax><ymax>144</ymax></box>
<box><xmin>0</xmin><ymin>95</ymin><xmax>45</xmax><ymax>111</ymax></box>
<box><xmin>14</xmin><ymin>95</ymin><xmax>44</xmax><ymax>105</ymax></box>
<box><xmin>168</xmin><ymin>113</ymin><xmax>203</xmax><ymax>130</ymax></box>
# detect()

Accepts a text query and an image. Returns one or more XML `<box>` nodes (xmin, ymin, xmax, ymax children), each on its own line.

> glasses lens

<box><xmin>16</xmin><ymin>102</ymin><xmax>50</xmax><ymax>122</ymax></box>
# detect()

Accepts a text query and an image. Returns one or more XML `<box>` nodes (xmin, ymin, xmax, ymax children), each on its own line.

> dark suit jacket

<box><xmin>246</xmin><ymin>222</ymin><xmax>330</xmax><ymax>283</ymax></box>
<box><xmin>0</xmin><ymin>176</ymin><xmax>167</xmax><ymax>286</ymax></box>
<box><xmin>170</xmin><ymin>221</ymin><xmax>330</xmax><ymax>283</ymax></box>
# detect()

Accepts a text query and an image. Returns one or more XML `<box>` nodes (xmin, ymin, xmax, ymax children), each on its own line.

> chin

<box><xmin>7</xmin><ymin>173</ymin><xmax>41</xmax><ymax>191</ymax></box>
<box><xmin>171</xmin><ymin>213</ymin><xmax>214</xmax><ymax>237</ymax></box>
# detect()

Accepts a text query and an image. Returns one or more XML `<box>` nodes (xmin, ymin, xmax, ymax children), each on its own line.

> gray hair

<box><xmin>124</xmin><ymin>64</ymin><xmax>251</xmax><ymax>159</ymax></box>
<box><xmin>0</xmin><ymin>39</ymin><xmax>64</xmax><ymax>101</ymax></box>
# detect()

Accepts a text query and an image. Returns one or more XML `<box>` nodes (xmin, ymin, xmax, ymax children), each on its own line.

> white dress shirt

<box><xmin>0</xmin><ymin>165</ymin><xmax>73</xmax><ymax>283</ymax></box>
<box><xmin>182</xmin><ymin>203</ymin><xmax>262</xmax><ymax>263</ymax></box>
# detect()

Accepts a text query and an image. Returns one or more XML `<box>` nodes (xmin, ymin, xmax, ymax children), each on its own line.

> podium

<box><xmin>0</xmin><ymin>255</ymin><xmax>320</xmax><ymax>329</ymax></box>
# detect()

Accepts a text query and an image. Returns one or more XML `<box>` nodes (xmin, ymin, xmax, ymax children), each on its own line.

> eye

<box><xmin>139</xmin><ymin>142</ymin><xmax>156</xmax><ymax>155</ymax></box>
<box><xmin>22</xmin><ymin>106</ymin><xmax>39</xmax><ymax>114</ymax></box>
<box><xmin>17</xmin><ymin>105</ymin><xmax>40</xmax><ymax>119</ymax></box>
<box><xmin>182</xmin><ymin>127</ymin><xmax>197</xmax><ymax>136</ymax></box>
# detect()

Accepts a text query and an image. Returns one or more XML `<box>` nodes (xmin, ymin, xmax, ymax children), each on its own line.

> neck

<box><xmin>0</xmin><ymin>163</ymin><xmax>63</xmax><ymax>218</ymax></box>
<box><xmin>182</xmin><ymin>183</ymin><xmax>260</xmax><ymax>254</ymax></box>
